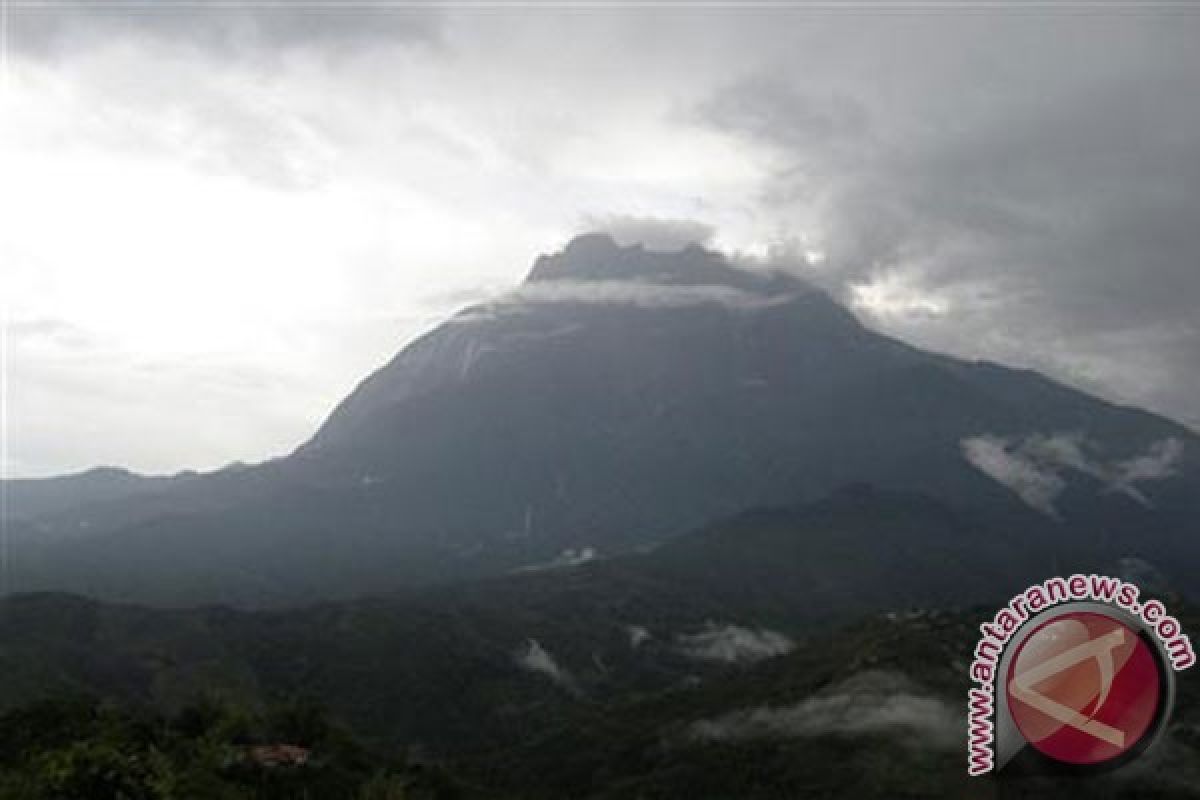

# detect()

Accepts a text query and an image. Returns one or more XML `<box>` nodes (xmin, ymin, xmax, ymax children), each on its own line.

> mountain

<box><xmin>5</xmin><ymin>233</ymin><xmax>1198</xmax><ymax>607</ymax></box>
<box><xmin>2</xmin><ymin>467</ymin><xmax>165</xmax><ymax>523</ymax></box>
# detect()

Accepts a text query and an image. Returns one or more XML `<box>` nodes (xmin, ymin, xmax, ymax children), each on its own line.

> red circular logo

<box><xmin>1006</xmin><ymin>611</ymin><xmax>1163</xmax><ymax>765</ymax></box>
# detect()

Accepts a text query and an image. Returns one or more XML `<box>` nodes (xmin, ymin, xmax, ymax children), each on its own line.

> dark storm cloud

<box><xmin>696</xmin><ymin>13</ymin><xmax>1200</xmax><ymax>429</ymax></box>
<box><xmin>8</xmin><ymin>0</ymin><xmax>443</xmax><ymax>58</ymax></box>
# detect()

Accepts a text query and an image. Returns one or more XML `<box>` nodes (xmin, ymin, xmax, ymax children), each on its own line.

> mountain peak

<box><xmin>525</xmin><ymin>232</ymin><xmax>807</xmax><ymax>297</ymax></box>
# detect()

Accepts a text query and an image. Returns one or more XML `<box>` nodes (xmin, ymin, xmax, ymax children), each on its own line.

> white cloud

<box><xmin>514</xmin><ymin>639</ymin><xmax>576</xmax><ymax>692</ymax></box>
<box><xmin>962</xmin><ymin>433</ymin><xmax>1185</xmax><ymax>514</ymax></box>
<box><xmin>961</xmin><ymin>435</ymin><xmax>1065</xmax><ymax>517</ymax></box>
<box><xmin>1117</xmin><ymin>437</ymin><xmax>1185</xmax><ymax>485</ymax></box>
<box><xmin>688</xmin><ymin>670</ymin><xmax>959</xmax><ymax>749</ymax></box>
<box><xmin>675</xmin><ymin>623</ymin><xmax>794</xmax><ymax>665</ymax></box>
<box><xmin>506</xmin><ymin>281</ymin><xmax>797</xmax><ymax>312</ymax></box>
<box><xmin>849</xmin><ymin>269</ymin><xmax>950</xmax><ymax>319</ymax></box>
<box><xmin>516</xmin><ymin>546</ymin><xmax>600</xmax><ymax>573</ymax></box>
<box><xmin>627</xmin><ymin>625</ymin><xmax>652</xmax><ymax>649</ymax></box>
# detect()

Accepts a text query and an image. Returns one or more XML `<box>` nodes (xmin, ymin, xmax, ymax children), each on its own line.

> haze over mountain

<box><xmin>4</xmin><ymin>234</ymin><xmax>1197</xmax><ymax>607</ymax></box>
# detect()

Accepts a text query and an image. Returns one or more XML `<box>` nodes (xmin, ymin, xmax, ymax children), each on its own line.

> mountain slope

<box><xmin>5</xmin><ymin>234</ymin><xmax>1197</xmax><ymax>606</ymax></box>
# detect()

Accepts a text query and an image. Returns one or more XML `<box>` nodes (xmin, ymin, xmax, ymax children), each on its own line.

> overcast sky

<box><xmin>3</xmin><ymin>3</ymin><xmax>1198</xmax><ymax>478</ymax></box>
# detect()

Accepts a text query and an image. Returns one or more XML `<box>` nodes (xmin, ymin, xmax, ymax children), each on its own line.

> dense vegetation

<box><xmin>0</xmin><ymin>696</ymin><xmax>462</xmax><ymax>800</ymax></box>
<box><xmin>3</xmin><ymin>491</ymin><xmax>1198</xmax><ymax>797</ymax></box>
<box><xmin>3</xmin><ymin>603</ymin><xmax>1200</xmax><ymax>798</ymax></box>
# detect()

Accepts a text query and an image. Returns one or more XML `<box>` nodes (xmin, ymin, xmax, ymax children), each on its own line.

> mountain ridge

<box><xmin>3</xmin><ymin>234</ymin><xmax>1197</xmax><ymax>607</ymax></box>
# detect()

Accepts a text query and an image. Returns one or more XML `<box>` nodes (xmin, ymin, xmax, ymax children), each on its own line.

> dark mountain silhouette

<box><xmin>4</xmin><ymin>233</ymin><xmax>1197</xmax><ymax>606</ymax></box>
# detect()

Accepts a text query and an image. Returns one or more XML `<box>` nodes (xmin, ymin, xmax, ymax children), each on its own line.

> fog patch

<box><xmin>516</xmin><ymin>547</ymin><xmax>599</xmax><ymax>573</ymax></box>
<box><xmin>962</xmin><ymin>433</ymin><xmax>1184</xmax><ymax>514</ymax></box>
<box><xmin>1116</xmin><ymin>438</ymin><xmax>1185</xmax><ymax>493</ymax></box>
<box><xmin>962</xmin><ymin>435</ymin><xmax>1064</xmax><ymax>516</ymax></box>
<box><xmin>676</xmin><ymin>623</ymin><xmax>794</xmax><ymax>665</ymax></box>
<box><xmin>548</xmin><ymin>546</ymin><xmax>598</xmax><ymax>567</ymax></box>
<box><xmin>507</xmin><ymin>280</ymin><xmax>798</xmax><ymax>312</ymax></box>
<box><xmin>514</xmin><ymin>639</ymin><xmax>577</xmax><ymax>692</ymax></box>
<box><xmin>627</xmin><ymin>625</ymin><xmax>652</xmax><ymax>648</ymax></box>
<box><xmin>688</xmin><ymin>670</ymin><xmax>959</xmax><ymax>749</ymax></box>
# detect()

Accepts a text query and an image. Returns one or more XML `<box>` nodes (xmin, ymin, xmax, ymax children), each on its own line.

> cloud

<box><xmin>6</xmin><ymin>9</ymin><xmax>1199</xmax><ymax>476</ymax></box>
<box><xmin>514</xmin><ymin>639</ymin><xmax>577</xmax><ymax>693</ymax></box>
<box><xmin>504</xmin><ymin>281</ymin><xmax>797</xmax><ymax>312</ymax></box>
<box><xmin>962</xmin><ymin>432</ymin><xmax>1185</xmax><ymax>514</ymax></box>
<box><xmin>688</xmin><ymin>670</ymin><xmax>959</xmax><ymax>749</ymax></box>
<box><xmin>587</xmin><ymin>216</ymin><xmax>716</xmax><ymax>252</ymax></box>
<box><xmin>627</xmin><ymin>625</ymin><xmax>652</xmax><ymax>648</ymax></box>
<box><xmin>962</xmin><ymin>435</ymin><xmax>1065</xmax><ymax>517</ymax></box>
<box><xmin>675</xmin><ymin>623</ymin><xmax>794</xmax><ymax>665</ymax></box>
<box><xmin>696</xmin><ymin>15</ymin><xmax>1200</xmax><ymax>432</ymax></box>
<box><xmin>9</xmin><ymin>2</ymin><xmax>442</xmax><ymax>59</ymax></box>
<box><xmin>7</xmin><ymin>318</ymin><xmax>96</xmax><ymax>351</ymax></box>
<box><xmin>695</xmin><ymin>76</ymin><xmax>870</xmax><ymax>165</ymax></box>
<box><xmin>516</xmin><ymin>546</ymin><xmax>600</xmax><ymax>573</ymax></box>
<box><xmin>1117</xmin><ymin>438</ymin><xmax>1185</xmax><ymax>485</ymax></box>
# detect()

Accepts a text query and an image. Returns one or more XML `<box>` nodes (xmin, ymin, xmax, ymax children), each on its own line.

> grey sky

<box><xmin>3</xmin><ymin>4</ymin><xmax>1198</xmax><ymax>477</ymax></box>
